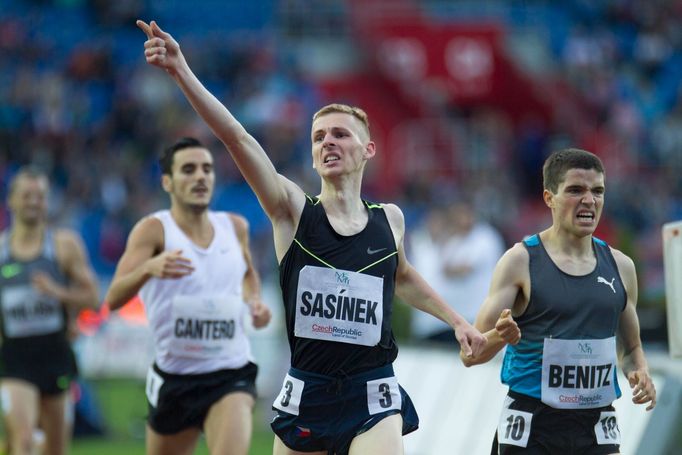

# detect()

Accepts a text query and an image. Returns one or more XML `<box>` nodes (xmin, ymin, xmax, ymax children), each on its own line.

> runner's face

<box><xmin>546</xmin><ymin>168</ymin><xmax>605</xmax><ymax>237</ymax></box>
<box><xmin>9</xmin><ymin>176</ymin><xmax>48</xmax><ymax>226</ymax></box>
<box><xmin>165</xmin><ymin>147</ymin><xmax>214</xmax><ymax>210</ymax></box>
<box><xmin>310</xmin><ymin>113</ymin><xmax>373</xmax><ymax>178</ymax></box>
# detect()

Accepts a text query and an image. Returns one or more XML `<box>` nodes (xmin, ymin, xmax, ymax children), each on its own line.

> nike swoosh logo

<box><xmin>367</xmin><ymin>247</ymin><xmax>387</xmax><ymax>255</ymax></box>
<box><xmin>1</xmin><ymin>263</ymin><xmax>22</xmax><ymax>279</ymax></box>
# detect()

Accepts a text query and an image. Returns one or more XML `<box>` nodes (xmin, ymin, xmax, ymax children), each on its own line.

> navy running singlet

<box><xmin>279</xmin><ymin>196</ymin><xmax>399</xmax><ymax>375</ymax></box>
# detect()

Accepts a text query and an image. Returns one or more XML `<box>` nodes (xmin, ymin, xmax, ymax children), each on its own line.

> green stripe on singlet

<box><xmin>356</xmin><ymin>251</ymin><xmax>398</xmax><ymax>273</ymax></box>
<box><xmin>293</xmin><ymin>239</ymin><xmax>397</xmax><ymax>273</ymax></box>
<box><xmin>293</xmin><ymin>239</ymin><xmax>336</xmax><ymax>269</ymax></box>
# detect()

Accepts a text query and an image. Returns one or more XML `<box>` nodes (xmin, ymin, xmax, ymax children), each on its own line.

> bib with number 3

<box><xmin>366</xmin><ymin>376</ymin><xmax>401</xmax><ymax>415</ymax></box>
<box><xmin>273</xmin><ymin>374</ymin><xmax>305</xmax><ymax>416</ymax></box>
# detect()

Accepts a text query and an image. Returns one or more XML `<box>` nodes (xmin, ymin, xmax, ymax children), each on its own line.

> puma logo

<box><xmin>366</xmin><ymin>247</ymin><xmax>387</xmax><ymax>255</ymax></box>
<box><xmin>597</xmin><ymin>276</ymin><xmax>616</xmax><ymax>293</ymax></box>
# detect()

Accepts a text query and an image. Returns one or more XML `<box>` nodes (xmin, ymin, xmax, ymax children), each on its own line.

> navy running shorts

<box><xmin>271</xmin><ymin>363</ymin><xmax>419</xmax><ymax>455</ymax></box>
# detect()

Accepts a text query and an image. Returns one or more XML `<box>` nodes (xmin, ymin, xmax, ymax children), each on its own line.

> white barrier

<box><xmin>663</xmin><ymin>221</ymin><xmax>682</xmax><ymax>358</ymax></box>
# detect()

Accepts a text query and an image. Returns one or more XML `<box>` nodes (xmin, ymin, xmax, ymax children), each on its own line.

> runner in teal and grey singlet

<box><xmin>462</xmin><ymin>148</ymin><xmax>656</xmax><ymax>455</ymax></box>
<box><xmin>501</xmin><ymin>234</ymin><xmax>626</xmax><ymax>406</ymax></box>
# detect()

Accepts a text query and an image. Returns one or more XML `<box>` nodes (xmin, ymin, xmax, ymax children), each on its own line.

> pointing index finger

<box><xmin>136</xmin><ymin>20</ymin><xmax>154</xmax><ymax>39</ymax></box>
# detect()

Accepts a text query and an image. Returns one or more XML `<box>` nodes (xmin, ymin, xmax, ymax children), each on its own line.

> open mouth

<box><xmin>576</xmin><ymin>210</ymin><xmax>594</xmax><ymax>222</ymax></box>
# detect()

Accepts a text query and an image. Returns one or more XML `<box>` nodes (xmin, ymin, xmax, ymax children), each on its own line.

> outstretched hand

<box><xmin>456</xmin><ymin>321</ymin><xmax>487</xmax><ymax>358</ymax></box>
<box><xmin>136</xmin><ymin>20</ymin><xmax>185</xmax><ymax>75</ymax></box>
<box><xmin>496</xmin><ymin>309</ymin><xmax>521</xmax><ymax>345</ymax></box>
<box><xmin>627</xmin><ymin>369</ymin><xmax>656</xmax><ymax>411</ymax></box>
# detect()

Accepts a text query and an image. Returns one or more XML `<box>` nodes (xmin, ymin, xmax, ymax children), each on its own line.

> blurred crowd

<box><xmin>1</xmin><ymin>0</ymin><xmax>680</xmax><ymax>317</ymax></box>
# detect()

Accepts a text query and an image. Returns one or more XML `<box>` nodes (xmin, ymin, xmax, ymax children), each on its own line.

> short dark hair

<box><xmin>159</xmin><ymin>137</ymin><xmax>205</xmax><ymax>175</ymax></box>
<box><xmin>8</xmin><ymin>165</ymin><xmax>49</xmax><ymax>197</ymax></box>
<box><xmin>542</xmin><ymin>148</ymin><xmax>604</xmax><ymax>193</ymax></box>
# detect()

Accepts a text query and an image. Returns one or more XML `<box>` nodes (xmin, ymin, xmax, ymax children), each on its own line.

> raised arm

<box><xmin>136</xmin><ymin>20</ymin><xmax>304</xmax><ymax>254</ymax></box>
<box><xmin>105</xmin><ymin>217</ymin><xmax>194</xmax><ymax>310</ymax></box>
<box><xmin>384</xmin><ymin>204</ymin><xmax>486</xmax><ymax>358</ymax></box>
<box><xmin>32</xmin><ymin>229</ymin><xmax>100</xmax><ymax>312</ymax></box>
<box><xmin>229</xmin><ymin>213</ymin><xmax>271</xmax><ymax>329</ymax></box>
<box><xmin>614</xmin><ymin>249</ymin><xmax>656</xmax><ymax>411</ymax></box>
<box><xmin>460</xmin><ymin>244</ymin><xmax>526</xmax><ymax>367</ymax></box>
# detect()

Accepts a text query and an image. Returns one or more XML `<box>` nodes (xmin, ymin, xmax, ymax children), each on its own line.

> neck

<box><xmin>541</xmin><ymin>227</ymin><xmax>593</xmax><ymax>257</ymax></box>
<box><xmin>170</xmin><ymin>205</ymin><xmax>210</xmax><ymax>230</ymax></box>
<box><xmin>319</xmin><ymin>175</ymin><xmax>364</xmax><ymax>214</ymax></box>
<box><xmin>318</xmin><ymin>189</ymin><xmax>364</xmax><ymax>216</ymax></box>
<box><xmin>11</xmin><ymin>222</ymin><xmax>44</xmax><ymax>243</ymax></box>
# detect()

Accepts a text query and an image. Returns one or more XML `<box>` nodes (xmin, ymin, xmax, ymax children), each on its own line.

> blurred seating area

<box><xmin>0</xmin><ymin>0</ymin><xmax>680</xmax><ymax>331</ymax></box>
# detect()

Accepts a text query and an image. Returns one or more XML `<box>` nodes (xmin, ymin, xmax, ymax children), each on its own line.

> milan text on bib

<box><xmin>1</xmin><ymin>285</ymin><xmax>63</xmax><ymax>337</ymax></box>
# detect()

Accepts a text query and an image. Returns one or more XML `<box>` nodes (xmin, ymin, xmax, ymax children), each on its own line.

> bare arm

<box><xmin>229</xmin><ymin>213</ymin><xmax>271</xmax><ymax>329</ymax></box>
<box><xmin>33</xmin><ymin>229</ymin><xmax>99</xmax><ymax>311</ymax></box>
<box><xmin>385</xmin><ymin>204</ymin><xmax>486</xmax><ymax>358</ymax></box>
<box><xmin>614</xmin><ymin>249</ymin><xmax>656</xmax><ymax>410</ymax></box>
<box><xmin>136</xmin><ymin>20</ymin><xmax>304</xmax><ymax>259</ymax></box>
<box><xmin>105</xmin><ymin>217</ymin><xmax>194</xmax><ymax>310</ymax></box>
<box><xmin>460</xmin><ymin>244</ymin><xmax>526</xmax><ymax>367</ymax></box>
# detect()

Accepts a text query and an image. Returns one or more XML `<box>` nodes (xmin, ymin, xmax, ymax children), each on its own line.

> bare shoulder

<box><xmin>495</xmin><ymin>242</ymin><xmax>530</xmax><ymax>282</ymax></box>
<box><xmin>53</xmin><ymin>228</ymin><xmax>87</xmax><ymax>259</ymax></box>
<box><xmin>133</xmin><ymin>214</ymin><xmax>163</xmax><ymax>236</ymax></box>
<box><xmin>52</xmin><ymin>228</ymin><xmax>93</xmax><ymax>276</ymax></box>
<box><xmin>502</xmin><ymin>242</ymin><xmax>529</xmax><ymax>267</ymax></box>
<box><xmin>609</xmin><ymin>246</ymin><xmax>636</xmax><ymax>277</ymax></box>
<box><xmin>127</xmin><ymin>215</ymin><xmax>164</xmax><ymax>250</ymax></box>
<box><xmin>380</xmin><ymin>202</ymin><xmax>404</xmax><ymax>228</ymax></box>
<box><xmin>226</xmin><ymin>212</ymin><xmax>249</xmax><ymax>237</ymax></box>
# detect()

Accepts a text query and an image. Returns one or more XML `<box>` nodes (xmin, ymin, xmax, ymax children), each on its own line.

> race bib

<box><xmin>145</xmin><ymin>367</ymin><xmax>164</xmax><ymax>408</ymax></box>
<box><xmin>497</xmin><ymin>396</ymin><xmax>532</xmax><ymax>448</ymax></box>
<box><xmin>294</xmin><ymin>266</ymin><xmax>383</xmax><ymax>346</ymax></box>
<box><xmin>1</xmin><ymin>285</ymin><xmax>63</xmax><ymax>337</ymax></box>
<box><xmin>366</xmin><ymin>376</ymin><xmax>401</xmax><ymax>415</ymax></box>
<box><xmin>541</xmin><ymin>337</ymin><xmax>618</xmax><ymax>409</ymax></box>
<box><xmin>273</xmin><ymin>374</ymin><xmax>305</xmax><ymax>416</ymax></box>
<box><xmin>168</xmin><ymin>294</ymin><xmax>243</xmax><ymax>359</ymax></box>
<box><xmin>594</xmin><ymin>411</ymin><xmax>621</xmax><ymax>445</ymax></box>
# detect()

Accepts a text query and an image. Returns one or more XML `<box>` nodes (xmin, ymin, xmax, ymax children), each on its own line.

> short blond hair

<box><xmin>312</xmin><ymin>103</ymin><xmax>370</xmax><ymax>138</ymax></box>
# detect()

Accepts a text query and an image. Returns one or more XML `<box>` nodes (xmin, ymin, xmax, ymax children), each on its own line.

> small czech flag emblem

<box><xmin>295</xmin><ymin>426</ymin><xmax>312</xmax><ymax>438</ymax></box>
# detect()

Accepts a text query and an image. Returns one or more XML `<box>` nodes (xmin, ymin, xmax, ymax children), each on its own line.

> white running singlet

<box><xmin>139</xmin><ymin>210</ymin><xmax>251</xmax><ymax>374</ymax></box>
